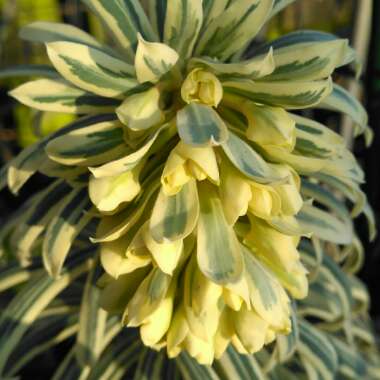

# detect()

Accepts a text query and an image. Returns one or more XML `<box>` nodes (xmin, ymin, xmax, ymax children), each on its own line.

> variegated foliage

<box><xmin>0</xmin><ymin>0</ymin><xmax>379</xmax><ymax>378</ymax></box>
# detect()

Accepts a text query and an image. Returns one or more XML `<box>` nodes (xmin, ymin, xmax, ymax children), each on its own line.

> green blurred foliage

<box><xmin>267</xmin><ymin>0</ymin><xmax>355</xmax><ymax>39</ymax></box>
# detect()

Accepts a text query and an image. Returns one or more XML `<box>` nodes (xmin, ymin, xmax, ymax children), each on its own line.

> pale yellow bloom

<box><xmin>89</xmin><ymin>165</ymin><xmax>141</xmax><ymax>213</ymax></box>
<box><xmin>161</xmin><ymin>141</ymin><xmax>219</xmax><ymax>195</ymax></box>
<box><xmin>181</xmin><ymin>68</ymin><xmax>223</xmax><ymax>107</ymax></box>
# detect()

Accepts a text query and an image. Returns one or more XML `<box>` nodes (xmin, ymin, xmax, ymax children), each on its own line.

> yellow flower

<box><xmin>161</xmin><ymin>141</ymin><xmax>219</xmax><ymax>195</ymax></box>
<box><xmin>89</xmin><ymin>165</ymin><xmax>142</xmax><ymax>214</ymax></box>
<box><xmin>167</xmin><ymin>303</ymin><xmax>215</xmax><ymax>365</ymax></box>
<box><xmin>181</xmin><ymin>68</ymin><xmax>223</xmax><ymax>107</ymax></box>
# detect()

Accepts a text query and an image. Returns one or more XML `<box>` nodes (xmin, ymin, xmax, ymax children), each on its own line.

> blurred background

<box><xmin>0</xmin><ymin>0</ymin><xmax>379</xmax><ymax>357</ymax></box>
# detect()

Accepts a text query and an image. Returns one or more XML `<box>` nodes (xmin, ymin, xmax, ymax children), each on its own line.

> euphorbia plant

<box><xmin>0</xmin><ymin>0</ymin><xmax>379</xmax><ymax>378</ymax></box>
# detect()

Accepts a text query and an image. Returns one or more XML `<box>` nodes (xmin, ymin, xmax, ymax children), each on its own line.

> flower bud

<box><xmin>181</xmin><ymin>68</ymin><xmax>223</xmax><ymax>107</ymax></box>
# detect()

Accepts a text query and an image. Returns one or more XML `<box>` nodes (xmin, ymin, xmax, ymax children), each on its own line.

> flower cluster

<box><xmin>2</xmin><ymin>0</ymin><xmax>373</xmax><ymax>365</ymax></box>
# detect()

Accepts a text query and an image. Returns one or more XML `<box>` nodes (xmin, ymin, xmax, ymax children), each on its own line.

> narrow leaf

<box><xmin>297</xmin><ymin>203</ymin><xmax>353</xmax><ymax>245</ymax></box>
<box><xmin>90</xmin><ymin>126</ymin><xmax>163</xmax><ymax>178</ymax></box>
<box><xmin>10</xmin><ymin>79</ymin><xmax>119</xmax><ymax>114</ymax></box>
<box><xmin>262</xmin><ymin>39</ymin><xmax>353</xmax><ymax>81</ymax></box>
<box><xmin>75</xmin><ymin>262</ymin><xmax>107</xmax><ymax>366</ymax></box>
<box><xmin>20</xmin><ymin>21</ymin><xmax>106</xmax><ymax>50</ymax></box>
<box><xmin>176</xmin><ymin>353</ymin><xmax>220</xmax><ymax>380</ymax></box>
<box><xmin>223</xmin><ymin>77</ymin><xmax>333</xmax><ymax>109</ymax></box>
<box><xmin>317</xmin><ymin>83</ymin><xmax>369</xmax><ymax>142</ymax></box>
<box><xmin>81</xmin><ymin>0</ymin><xmax>156</xmax><ymax>60</ymax></box>
<box><xmin>189</xmin><ymin>48</ymin><xmax>275</xmax><ymax>79</ymax></box>
<box><xmin>47</xmin><ymin>41</ymin><xmax>137</xmax><ymax>98</ymax></box>
<box><xmin>196</xmin><ymin>0</ymin><xmax>273</xmax><ymax>60</ymax></box>
<box><xmin>43</xmin><ymin>187</ymin><xmax>93</xmax><ymax>277</ymax></box>
<box><xmin>46</xmin><ymin>119</ymin><xmax>125</xmax><ymax>166</ymax></box>
<box><xmin>298</xmin><ymin>320</ymin><xmax>338</xmax><ymax>379</ymax></box>
<box><xmin>135</xmin><ymin>34</ymin><xmax>179</xmax><ymax>83</ymax></box>
<box><xmin>163</xmin><ymin>0</ymin><xmax>203</xmax><ymax>58</ymax></box>
<box><xmin>0</xmin><ymin>253</ymin><xmax>92</xmax><ymax>374</ymax></box>
<box><xmin>221</xmin><ymin>132</ymin><xmax>286</xmax><ymax>184</ymax></box>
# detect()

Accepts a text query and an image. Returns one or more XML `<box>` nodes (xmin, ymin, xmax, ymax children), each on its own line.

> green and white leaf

<box><xmin>298</xmin><ymin>320</ymin><xmax>338</xmax><ymax>380</ymax></box>
<box><xmin>46</xmin><ymin>41</ymin><xmax>137</xmax><ymax>98</ymax></box>
<box><xmin>313</xmin><ymin>173</ymin><xmax>374</xmax><ymax>242</ymax></box>
<box><xmin>252</xmin><ymin>31</ymin><xmax>356</xmax><ymax>69</ymax></box>
<box><xmin>363</xmin><ymin>202</ymin><xmax>377</xmax><ymax>242</ymax></box>
<box><xmin>20</xmin><ymin>21</ymin><xmax>106</xmax><ymax>51</ymax></box>
<box><xmin>223</xmin><ymin>77</ymin><xmax>333</xmax><ymax>109</ymax></box>
<box><xmin>274</xmin><ymin>305</ymin><xmax>299</xmax><ymax>363</ymax></box>
<box><xmin>297</xmin><ymin>203</ymin><xmax>353</xmax><ymax>245</ymax></box>
<box><xmin>189</xmin><ymin>48</ymin><xmax>275</xmax><ymax>79</ymax></box>
<box><xmin>261</xmin><ymin>38</ymin><xmax>353</xmax><ymax>81</ymax></box>
<box><xmin>5</xmin><ymin>315</ymin><xmax>78</xmax><ymax>378</ymax></box>
<box><xmin>81</xmin><ymin>0</ymin><xmax>156</xmax><ymax>61</ymax></box>
<box><xmin>176</xmin><ymin>353</ymin><xmax>220</xmax><ymax>380</ymax></box>
<box><xmin>39</xmin><ymin>160</ymin><xmax>88</xmax><ymax>181</ymax></box>
<box><xmin>317</xmin><ymin>83</ymin><xmax>370</xmax><ymax>142</ymax></box>
<box><xmin>162</xmin><ymin>0</ymin><xmax>203</xmax><ymax>59</ymax></box>
<box><xmin>5</xmin><ymin>115</ymin><xmax>106</xmax><ymax>194</ymax></box>
<box><xmin>46</xmin><ymin>119</ymin><xmax>126</xmax><ymax>166</ymax></box>
<box><xmin>197</xmin><ymin>182</ymin><xmax>243</xmax><ymax>284</ymax></box>
<box><xmin>301</xmin><ymin>179</ymin><xmax>353</xmax><ymax>228</ymax></box>
<box><xmin>0</xmin><ymin>264</ymin><xmax>36</xmax><ymax>293</ymax></box>
<box><xmin>177</xmin><ymin>103</ymin><xmax>228</xmax><ymax>146</ymax></box>
<box><xmin>318</xmin><ymin>151</ymin><xmax>365</xmax><ymax>186</ymax></box>
<box><xmin>201</xmin><ymin>0</ymin><xmax>229</xmax><ymax>29</ymax></box>
<box><xmin>42</xmin><ymin>187</ymin><xmax>93</xmax><ymax>278</ymax></box>
<box><xmin>0</xmin><ymin>253</ymin><xmax>91</xmax><ymax>374</ymax></box>
<box><xmin>298</xmin><ymin>267</ymin><xmax>348</xmax><ymax>322</ymax></box>
<box><xmin>0</xmin><ymin>195</ymin><xmax>40</xmax><ymax>258</ymax></box>
<box><xmin>75</xmin><ymin>262</ymin><xmax>107</xmax><ymax>366</ymax></box>
<box><xmin>10</xmin><ymin>181</ymin><xmax>72</xmax><ymax>264</ymax></box>
<box><xmin>49</xmin><ymin>314</ymin><xmax>121</xmax><ymax>380</ymax></box>
<box><xmin>214</xmin><ymin>346</ymin><xmax>266</xmax><ymax>380</ymax></box>
<box><xmin>135</xmin><ymin>34</ymin><xmax>179</xmax><ymax>83</ymax></box>
<box><xmin>150</xmin><ymin>179</ymin><xmax>199</xmax><ymax>243</ymax></box>
<box><xmin>85</xmin><ymin>331</ymin><xmax>142</xmax><ymax>380</ymax></box>
<box><xmin>293</xmin><ymin>114</ymin><xmax>345</xmax><ymax>158</ymax></box>
<box><xmin>221</xmin><ymin>132</ymin><xmax>286</xmax><ymax>184</ymax></box>
<box><xmin>196</xmin><ymin>0</ymin><xmax>273</xmax><ymax>61</ymax></box>
<box><xmin>10</xmin><ymin>79</ymin><xmax>120</xmax><ymax>114</ymax></box>
<box><xmin>314</xmin><ymin>173</ymin><xmax>365</xmax><ymax>217</ymax></box>
<box><xmin>90</xmin><ymin>126</ymin><xmax>164</xmax><ymax>178</ymax></box>
<box><xmin>6</xmin><ymin>140</ymin><xmax>46</xmax><ymax>194</ymax></box>
<box><xmin>329</xmin><ymin>336</ymin><xmax>369</xmax><ymax>378</ymax></box>
<box><xmin>300</xmin><ymin>241</ymin><xmax>353</xmax><ymax>321</ymax></box>
<box><xmin>133</xmin><ymin>349</ymin><xmax>165</xmax><ymax>380</ymax></box>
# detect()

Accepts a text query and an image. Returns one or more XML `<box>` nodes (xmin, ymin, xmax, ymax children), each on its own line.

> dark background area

<box><xmin>361</xmin><ymin>1</ymin><xmax>380</xmax><ymax>329</ymax></box>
